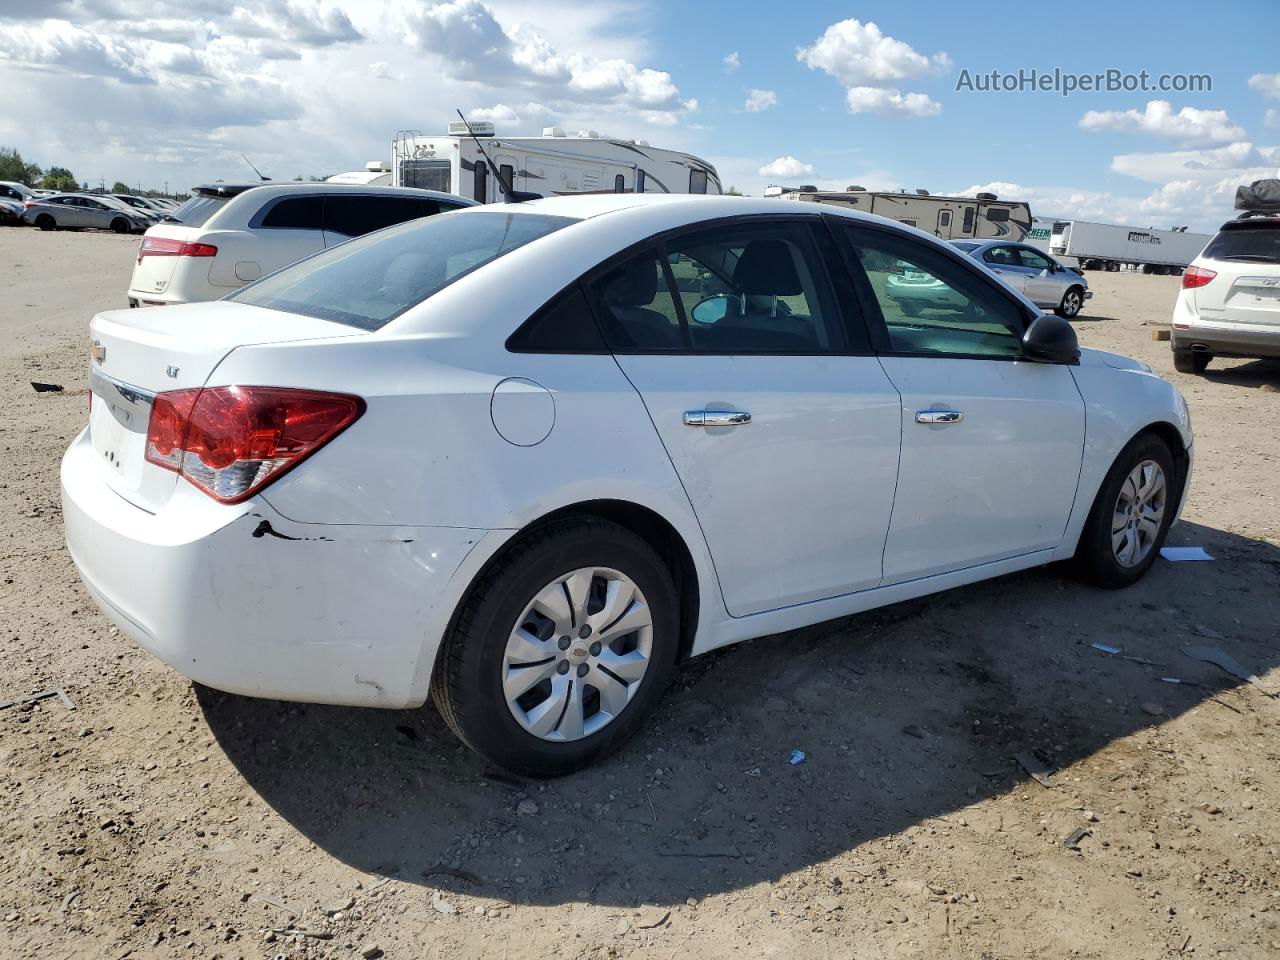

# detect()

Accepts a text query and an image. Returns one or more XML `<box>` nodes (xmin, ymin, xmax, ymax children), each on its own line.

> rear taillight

<box><xmin>137</xmin><ymin>236</ymin><xmax>218</xmax><ymax>265</ymax></box>
<box><xmin>1182</xmin><ymin>266</ymin><xmax>1217</xmax><ymax>289</ymax></box>
<box><xmin>144</xmin><ymin>386</ymin><xmax>364</xmax><ymax>503</ymax></box>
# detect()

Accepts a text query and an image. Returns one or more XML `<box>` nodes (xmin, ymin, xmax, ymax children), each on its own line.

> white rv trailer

<box><xmin>766</xmin><ymin>186</ymin><xmax>1033</xmax><ymax>241</ymax></box>
<box><xmin>1049</xmin><ymin>219</ymin><xmax>1213</xmax><ymax>274</ymax></box>
<box><xmin>391</xmin><ymin>122</ymin><xmax>721</xmax><ymax>202</ymax></box>
<box><xmin>326</xmin><ymin>161</ymin><xmax>392</xmax><ymax>186</ymax></box>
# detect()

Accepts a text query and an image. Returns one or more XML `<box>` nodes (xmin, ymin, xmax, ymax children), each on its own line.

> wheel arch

<box><xmin>1131</xmin><ymin>420</ymin><xmax>1191</xmax><ymax>515</ymax></box>
<box><xmin>437</xmin><ymin>499</ymin><xmax>703</xmax><ymax>672</ymax></box>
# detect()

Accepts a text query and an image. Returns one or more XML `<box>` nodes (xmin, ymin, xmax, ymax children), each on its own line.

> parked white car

<box><xmin>127</xmin><ymin>182</ymin><xmax>474</xmax><ymax>307</ymax></box>
<box><xmin>64</xmin><ymin>195</ymin><xmax>1192</xmax><ymax>776</ymax></box>
<box><xmin>1170</xmin><ymin>213</ymin><xmax>1280</xmax><ymax>373</ymax></box>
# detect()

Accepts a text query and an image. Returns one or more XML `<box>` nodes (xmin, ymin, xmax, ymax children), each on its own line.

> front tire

<box><xmin>1172</xmin><ymin>348</ymin><xmax>1210</xmax><ymax>374</ymax></box>
<box><xmin>1072</xmin><ymin>434</ymin><xmax>1175</xmax><ymax>588</ymax></box>
<box><xmin>431</xmin><ymin>518</ymin><xmax>679</xmax><ymax>777</ymax></box>
<box><xmin>1055</xmin><ymin>286</ymin><xmax>1084</xmax><ymax>318</ymax></box>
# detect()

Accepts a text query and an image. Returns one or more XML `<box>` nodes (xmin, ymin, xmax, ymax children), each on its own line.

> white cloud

<box><xmin>723</xmin><ymin>51</ymin><xmax>739</xmax><ymax>72</ymax></box>
<box><xmin>1249</xmin><ymin>73</ymin><xmax>1280</xmax><ymax>100</ymax></box>
<box><xmin>400</xmin><ymin>0</ymin><xmax>689</xmax><ymax>115</ymax></box>
<box><xmin>797</xmin><ymin>18</ymin><xmax>947</xmax><ymax>118</ymax></box>
<box><xmin>1110</xmin><ymin>142</ymin><xmax>1280</xmax><ymax>184</ymax></box>
<box><xmin>758</xmin><ymin>155</ymin><xmax>815</xmax><ymax>178</ymax></box>
<box><xmin>744</xmin><ymin>88</ymin><xmax>776</xmax><ymax>113</ymax></box>
<box><xmin>1078</xmin><ymin>100</ymin><xmax>1245</xmax><ymax>146</ymax></box>
<box><xmin>845</xmin><ymin>86</ymin><xmax>940</xmax><ymax>117</ymax></box>
<box><xmin>1267</xmin><ymin>109</ymin><xmax>1280</xmax><ymax>130</ymax></box>
<box><xmin>368</xmin><ymin>60</ymin><xmax>393</xmax><ymax>79</ymax></box>
<box><xmin>469</xmin><ymin>103</ymin><xmax>522</xmax><ymax>123</ymax></box>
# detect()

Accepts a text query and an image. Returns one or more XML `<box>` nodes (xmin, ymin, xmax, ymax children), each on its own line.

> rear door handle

<box><xmin>915</xmin><ymin>409</ymin><xmax>963</xmax><ymax>424</ymax></box>
<box><xmin>684</xmin><ymin>410</ymin><xmax>751</xmax><ymax>427</ymax></box>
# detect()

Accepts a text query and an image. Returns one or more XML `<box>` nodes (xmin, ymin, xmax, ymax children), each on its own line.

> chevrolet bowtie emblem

<box><xmin>91</xmin><ymin>341</ymin><xmax>106</xmax><ymax>364</ymax></box>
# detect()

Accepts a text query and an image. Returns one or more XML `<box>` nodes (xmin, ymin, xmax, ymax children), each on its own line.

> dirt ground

<box><xmin>1</xmin><ymin>227</ymin><xmax>1278</xmax><ymax>960</ymax></box>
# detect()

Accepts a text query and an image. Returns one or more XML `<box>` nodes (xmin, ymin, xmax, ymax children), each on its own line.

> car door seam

<box><xmin>873</xmin><ymin>356</ymin><xmax>906</xmax><ymax>589</ymax></box>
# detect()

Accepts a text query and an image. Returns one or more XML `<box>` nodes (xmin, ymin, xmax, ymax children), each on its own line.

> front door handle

<box><xmin>915</xmin><ymin>409</ymin><xmax>963</xmax><ymax>424</ymax></box>
<box><xmin>684</xmin><ymin>410</ymin><xmax>751</xmax><ymax>427</ymax></box>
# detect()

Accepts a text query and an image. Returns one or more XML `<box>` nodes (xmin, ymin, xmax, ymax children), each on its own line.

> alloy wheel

<box><xmin>1111</xmin><ymin>459</ymin><xmax>1166</xmax><ymax>567</ymax></box>
<box><xmin>502</xmin><ymin>567</ymin><xmax>653</xmax><ymax>742</ymax></box>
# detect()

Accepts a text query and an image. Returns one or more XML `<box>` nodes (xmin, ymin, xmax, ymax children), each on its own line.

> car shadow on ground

<box><xmin>1200</xmin><ymin>357</ymin><xmax>1280</xmax><ymax>388</ymax></box>
<box><xmin>199</xmin><ymin>519</ymin><xmax>1279</xmax><ymax>908</ymax></box>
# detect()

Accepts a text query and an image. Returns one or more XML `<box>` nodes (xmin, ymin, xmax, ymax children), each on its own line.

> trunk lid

<box><xmin>88</xmin><ymin>301</ymin><xmax>363</xmax><ymax>512</ymax></box>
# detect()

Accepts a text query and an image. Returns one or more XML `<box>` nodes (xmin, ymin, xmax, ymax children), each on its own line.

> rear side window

<box><xmin>1202</xmin><ymin>222</ymin><xmax>1280</xmax><ymax>264</ymax></box>
<box><xmin>259</xmin><ymin>196</ymin><xmax>324</xmax><ymax>230</ymax></box>
<box><xmin>230</xmin><ymin>211</ymin><xmax>576</xmax><ymax>331</ymax></box>
<box><xmin>507</xmin><ymin>285</ymin><xmax>606</xmax><ymax>352</ymax></box>
<box><xmin>170</xmin><ymin>194</ymin><xmax>227</xmax><ymax>227</ymax></box>
<box><xmin>323</xmin><ymin>195</ymin><xmax>441</xmax><ymax>238</ymax></box>
<box><xmin>587</xmin><ymin>251</ymin><xmax>685</xmax><ymax>350</ymax></box>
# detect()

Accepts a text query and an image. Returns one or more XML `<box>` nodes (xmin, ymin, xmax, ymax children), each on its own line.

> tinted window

<box><xmin>689</xmin><ymin>170</ymin><xmax>708</xmax><ymax>194</ymax></box>
<box><xmin>835</xmin><ymin>224</ymin><xmax>1026</xmax><ymax>358</ymax></box>
<box><xmin>1202</xmin><ymin>222</ymin><xmax>1280</xmax><ymax>264</ymax></box>
<box><xmin>962</xmin><ymin>207</ymin><xmax>975</xmax><ymax>232</ymax></box>
<box><xmin>170</xmin><ymin>194</ymin><xmax>227</xmax><ymax>227</ymax></box>
<box><xmin>666</xmin><ymin>221</ymin><xmax>843</xmax><ymax>353</ymax></box>
<box><xmin>1017</xmin><ymin>248</ymin><xmax>1053</xmax><ymax>271</ymax></box>
<box><xmin>985</xmin><ymin>207</ymin><xmax>1009</xmax><ymax>222</ymax></box>
<box><xmin>473</xmin><ymin>164</ymin><xmax>487</xmax><ymax>203</ymax></box>
<box><xmin>614</xmin><ymin>174</ymin><xmax>625</xmax><ymax>194</ymax></box>
<box><xmin>499</xmin><ymin>164</ymin><xmax>514</xmax><ymax>191</ymax></box>
<box><xmin>983</xmin><ymin>246</ymin><xmax>1020</xmax><ymax>266</ymax></box>
<box><xmin>230</xmin><ymin>211</ymin><xmax>575</xmax><ymax>331</ymax></box>
<box><xmin>588</xmin><ymin>251</ymin><xmax>685</xmax><ymax>350</ymax></box>
<box><xmin>259</xmin><ymin>196</ymin><xmax>324</xmax><ymax>230</ymax></box>
<box><xmin>324</xmin><ymin>195</ymin><xmax>441</xmax><ymax>238</ymax></box>
<box><xmin>507</xmin><ymin>284</ymin><xmax>606</xmax><ymax>352</ymax></box>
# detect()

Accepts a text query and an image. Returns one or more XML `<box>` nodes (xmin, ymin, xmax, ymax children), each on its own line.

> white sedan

<box><xmin>62</xmin><ymin>195</ymin><xmax>1193</xmax><ymax>776</ymax></box>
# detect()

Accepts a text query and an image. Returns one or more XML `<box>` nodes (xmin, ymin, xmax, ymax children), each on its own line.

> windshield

<box><xmin>229</xmin><ymin>210</ymin><xmax>577</xmax><ymax>331</ymax></box>
<box><xmin>1202</xmin><ymin>221</ymin><xmax>1280</xmax><ymax>264</ymax></box>
<box><xmin>170</xmin><ymin>194</ymin><xmax>228</xmax><ymax>226</ymax></box>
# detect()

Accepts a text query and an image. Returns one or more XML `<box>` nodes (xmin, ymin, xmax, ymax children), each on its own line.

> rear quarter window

<box><xmin>258</xmin><ymin>196</ymin><xmax>324</xmax><ymax>230</ymax></box>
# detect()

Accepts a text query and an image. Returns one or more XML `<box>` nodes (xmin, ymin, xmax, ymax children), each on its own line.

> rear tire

<box><xmin>1055</xmin><ymin>286</ymin><xmax>1084</xmax><ymax>318</ymax></box>
<box><xmin>1072</xmin><ymin>433</ymin><xmax>1175</xmax><ymax>589</ymax></box>
<box><xmin>110</xmin><ymin>218</ymin><xmax>129</xmax><ymax>234</ymax></box>
<box><xmin>431</xmin><ymin>517</ymin><xmax>679</xmax><ymax>777</ymax></box>
<box><xmin>1172</xmin><ymin>348</ymin><xmax>1210</xmax><ymax>374</ymax></box>
<box><xmin>35</xmin><ymin>214</ymin><xmax>55</xmax><ymax>231</ymax></box>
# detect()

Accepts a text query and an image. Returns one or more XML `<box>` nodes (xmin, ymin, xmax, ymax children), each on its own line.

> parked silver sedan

<box><xmin>886</xmin><ymin>240</ymin><xmax>1091</xmax><ymax>319</ymax></box>
<box><xmin>22</xmin><ymin>193</ymin><xmax>153</xmax><ymax>233</ymax></box>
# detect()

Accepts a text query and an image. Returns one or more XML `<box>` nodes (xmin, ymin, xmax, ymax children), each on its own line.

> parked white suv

<box><xmin>1171</xmin><ymin>212</ymin><xmax>1280</xmax><ymax>373</ymax></box>
<box><xmin>127</xmin><ymin>182</ymin><xmax>474</xmax><ymax>307</ymax></box>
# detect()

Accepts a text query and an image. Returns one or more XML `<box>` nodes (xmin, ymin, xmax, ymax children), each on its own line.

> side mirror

<box><xmin>690</xmin><ymin>294</ymin><xmax>732</xmax><ymax>325</ymax></box>
<box><xmin>1022</xmin><ymin>312</ymin><xmax>1079</xmax><ymax>364</ymax></box>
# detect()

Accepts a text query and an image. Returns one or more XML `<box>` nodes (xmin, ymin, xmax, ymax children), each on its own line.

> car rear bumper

<box><xmin>1171</xmin><ymin>321</ymin><xmax>1280</xmax><ymax>358</ymax></box>
<box><xmin>61</xmin><ymin>428</ymin><xmax>491</xmax><ymax>708</ymax></box>
<box><xmin>126</xmin><ymin>291</ymin><xmax>186</xmax><ymax>308</ymax></box>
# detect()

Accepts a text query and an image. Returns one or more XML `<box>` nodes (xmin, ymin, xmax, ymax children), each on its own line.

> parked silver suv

<box><xmin>22</xmin><ymin>193</ymin><xmax>152</xmax><ymax>233</ymax></box>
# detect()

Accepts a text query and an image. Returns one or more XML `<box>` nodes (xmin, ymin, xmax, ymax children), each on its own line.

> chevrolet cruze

<box><xmin>62</xmin><ymin>195</ymin><xmax>1193</xmax><ymax>776</ymax></box>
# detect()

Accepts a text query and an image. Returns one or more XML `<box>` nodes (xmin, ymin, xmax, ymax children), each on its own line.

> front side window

<box><xmin>259</xmin><ymin>196</ymin><xmax>324</xmax><ymax>230</ymax></box>
<box><xmin>835</xmin><ymin>224</ymin><xmax>1026</xmax><ymax>358</ymax></box>
<box><xmin>1017</xmin><ymin>248</ymin><xmax>1053</xmax><ymax>271</ymax></box>
<box><xmin>230</xmin><ymin>211</ymin><xmax>575</xmax><ymax>331</ymax></box>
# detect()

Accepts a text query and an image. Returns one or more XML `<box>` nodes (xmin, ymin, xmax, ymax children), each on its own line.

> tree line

<box><xmin>0</xmin><ymin>145</ymin><xmax>175</xmax><ymax>196</ymax></box>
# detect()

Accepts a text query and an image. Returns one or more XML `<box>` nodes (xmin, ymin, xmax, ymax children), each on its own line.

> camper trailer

<box><xmin>326</xmin><ymin>162</ymin><xmax>393</xmax><ymax>186</ymax></box>
<box><xmin>767</xmin><ymin>186</ymin><xmax>1033</xmax><ymax>242</ymax></box>
<box><xmin>391</xmin><ymin>122</ymin><xmax>721</xmax><ymax>202</ymax></box>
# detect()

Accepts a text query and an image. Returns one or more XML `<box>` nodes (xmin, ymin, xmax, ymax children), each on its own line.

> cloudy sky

<box><xmin>1</xmin><ymin>0</ymin><xmax>1277</xmax><ymax>231</ymax></box>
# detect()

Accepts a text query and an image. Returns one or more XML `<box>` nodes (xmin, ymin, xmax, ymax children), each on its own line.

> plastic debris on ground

<box><xmin>1183</xmin><ymin>645</ymin><xmax>1275</xmax><ymax>697</ymax></box>
<box><xmin>788</xmin><ymin>749</ymin><xmax>806</xmax><ymax>765</ymax></box>
<box><xmin>1159</xmin><ymin>546</ymin><xmax>1214</xmax><ymax>562</ymax></box>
